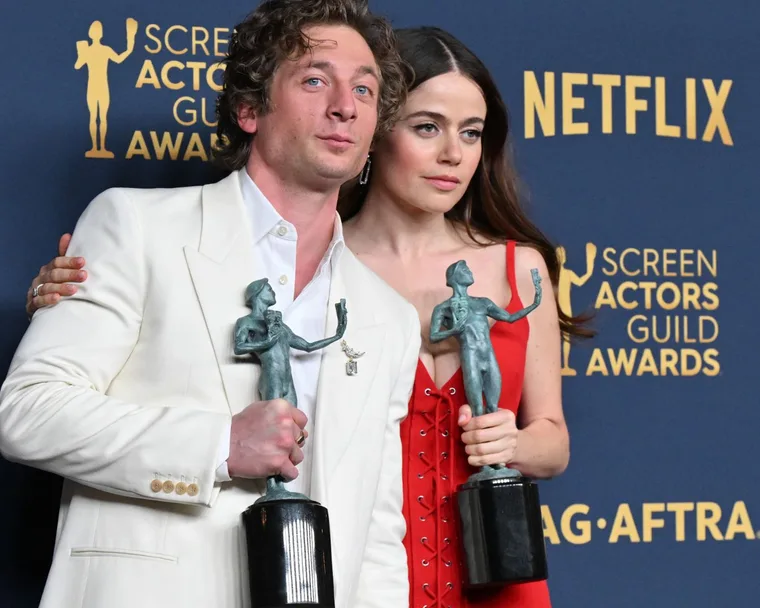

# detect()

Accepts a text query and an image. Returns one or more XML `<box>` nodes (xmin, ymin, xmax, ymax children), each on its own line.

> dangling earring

<box><xmin>359</xmin><ymin>155</ymin><xmax>371</xmax><ymax>186</ymax></box>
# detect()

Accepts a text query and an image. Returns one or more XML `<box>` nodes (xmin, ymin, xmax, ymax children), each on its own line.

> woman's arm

<box><xmin>510</xmin><ymin>245</ymin><xmax>569</xmax><ymax>478</ymax></box>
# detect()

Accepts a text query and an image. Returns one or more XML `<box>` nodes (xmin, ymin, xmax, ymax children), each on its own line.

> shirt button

<box><xmin>175</xmin><ymin>482</ymin><xmax>187</xmax><ymax>495</ymax></box>
<box><xmin>150</xmin><ymin>479</ymin><xmax>162</xmax><ymax>493</ymax></box>
<box><xmin>162</xmin><ymin>480</ymin><xmax>175</xmax><ymax>493</ymax></box>
<box><xmin>277</xmin><ymin>225</ymin><xmax>287</xmax><ymax>236</ymax></box>
<box><xmin>187</xmin><ymin>483</ymin><xmax>199</xmax><ymax>497</ymax></box>
<box><xmin>279</xmin><ymin>275</ymin><xmax>288</xmax><ymax>285</ymax></box>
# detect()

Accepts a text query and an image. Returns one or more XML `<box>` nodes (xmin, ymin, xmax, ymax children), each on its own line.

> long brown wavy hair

<box><xmin>339</xmin><ymin>26</ymin><xmax>594</xmax><ymax>339</ymax></box>
<box><xmin>213</xmin><ymin>0</ymin><xmax>407</xmax><ymax>171</ymax></box>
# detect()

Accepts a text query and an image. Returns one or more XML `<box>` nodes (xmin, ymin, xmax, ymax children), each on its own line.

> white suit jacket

<box><xmin>0</xmin><ymin>171</ymin><xmax>420</xmax><ymax>608</ymax></box>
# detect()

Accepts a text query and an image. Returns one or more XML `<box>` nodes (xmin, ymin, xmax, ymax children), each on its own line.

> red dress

<box><xmin>401</xmin><ymin>241</ymin><xmax>552</xmax><ymax>608</ymax></box>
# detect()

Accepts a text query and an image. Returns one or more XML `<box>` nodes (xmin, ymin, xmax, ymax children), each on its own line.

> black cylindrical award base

<box><xmin>243</xmin><ymin>499</ymin><xmax>334</xmax><ymax>608</ymax></box>
<box><xmin>456</xmin><ymin>476</ymin><xmax>547</xmax><ymax>589</ymax></box>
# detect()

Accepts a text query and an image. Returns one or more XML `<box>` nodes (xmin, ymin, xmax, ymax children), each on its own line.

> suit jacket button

<box><xmin>175</xmin><ymin>482</ymin><xmax>187</xmax><ymax>495</ymax></box>
<box><xmin>162</xmin><ymin>480</ymin><xmax>175</xmax><ymax>493</ymax></box>
<box><xmin>150</xmin><ymin>479</ymin><xmax>162</xmax><ymax>493</ymax></box>
<box><xmin>187</xmin><ymin>483</ymin><xmax>199</xmax><ymax>497</ymax></box>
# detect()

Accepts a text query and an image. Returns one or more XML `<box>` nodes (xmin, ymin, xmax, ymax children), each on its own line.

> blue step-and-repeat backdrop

<box><xmin>1</xmin><ymin>1</ymin><xmax>757</xmax><ymax>606</ymax></box>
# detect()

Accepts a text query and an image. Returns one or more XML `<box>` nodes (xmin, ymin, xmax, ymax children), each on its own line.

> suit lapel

<box><xmin>310</xmin><ymin>254</ymin><xmax>387</xmax><ymax>507</ymax></box>
<box><xmin>184</xmin><ymin>170</ymin><xmax>260</xmax><ymax>416</ymax></box>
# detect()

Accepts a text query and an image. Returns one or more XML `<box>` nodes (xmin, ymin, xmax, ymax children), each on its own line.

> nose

<box><xmin>438</xmin><ymin>132</ymin><xmax>462</xmax><ymax>165</ymax></box>
<box><xmin>327</xmin><ymin>82</ymin><xmax>358</xmax><ymax>122</ymax></box>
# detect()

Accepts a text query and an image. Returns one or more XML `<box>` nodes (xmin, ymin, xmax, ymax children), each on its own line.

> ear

<box><xmin>237</xmin><ymin>103</ymin><xmax>258</xmax><ymax>134</ymax></box>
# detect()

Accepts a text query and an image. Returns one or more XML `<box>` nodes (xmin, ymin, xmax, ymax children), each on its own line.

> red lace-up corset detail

<box><xmin>403</xmin><ymin>378</ymin><xmax>459</xmax><ymax>608</ymax></box>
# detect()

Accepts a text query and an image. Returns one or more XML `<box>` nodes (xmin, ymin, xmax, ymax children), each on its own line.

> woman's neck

<box><xmin>346</xmin><ymin>188</ymin><xmax>463</xmax><ymax>258</ymax></box>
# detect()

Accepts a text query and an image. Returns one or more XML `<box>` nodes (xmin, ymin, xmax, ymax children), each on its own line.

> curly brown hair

<box><xmin>213</xmin><ymin>0</ymin><xmax>407</xmax><ymax>171</ymax></box>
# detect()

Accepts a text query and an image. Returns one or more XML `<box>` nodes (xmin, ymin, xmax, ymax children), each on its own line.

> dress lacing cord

<box><xmin>418</xmin><ymin>384</ymin><xmax>458</xmax><ymax>608</ymax></box>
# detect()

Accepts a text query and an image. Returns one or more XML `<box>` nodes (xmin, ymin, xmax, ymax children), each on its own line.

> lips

<box><xmin>425</xmin><ymin>175</ymin><xmax>460</xmax><ymax>184</ymax></box>
<box><xmin>318</xmin><ymin>134</ymin><xmax>355</xmax><ymax>144</ymax></box>
<box><xmin>424</xmin><ymin>175</ymin><xmax>461</xmax><ymax>191</ymax></box>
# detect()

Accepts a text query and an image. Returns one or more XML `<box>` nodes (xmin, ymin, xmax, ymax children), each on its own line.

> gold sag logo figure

<box><xmin>557</xmin><ymin>243</ymin><xmax>597</xmax><ymax>376</ymax></box>
<box><xmin>75</xmin><ymin>18</ymin><xmax>138</xmax><ymax>158</ymax></box>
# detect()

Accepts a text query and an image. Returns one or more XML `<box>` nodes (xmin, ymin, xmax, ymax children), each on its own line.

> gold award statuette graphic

<box><xmin>76</xmin><ymin>18</ymin><xmax>138</xmax><ymax>159</ymax></box>
<box><xmin>557</xmin><ymin>242</ymin><xmax>596</xmax><ymax>376</ymax></box>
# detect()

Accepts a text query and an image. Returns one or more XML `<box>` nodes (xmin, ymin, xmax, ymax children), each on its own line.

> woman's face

<box><xmin>371</xmin><ymin>71</ymin><xmax>486</xmax><ymax>215</ymax></box>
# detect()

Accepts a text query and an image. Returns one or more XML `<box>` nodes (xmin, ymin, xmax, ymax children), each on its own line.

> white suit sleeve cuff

<box><xmin>215</xmin><ymin>422</ymin><xmax>232</xmax><ymax>483</ymax></box>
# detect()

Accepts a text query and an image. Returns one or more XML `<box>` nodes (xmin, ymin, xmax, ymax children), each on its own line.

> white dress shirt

<box><xmin>215</xmin><ymin>169</ymin><xmax>345</xmax><ymax>497</ymax></box>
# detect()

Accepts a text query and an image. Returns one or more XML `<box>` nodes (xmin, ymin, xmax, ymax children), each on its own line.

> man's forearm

<box><xmin>0</xmin><ymin>376</ymin><xmax>231</xmax><ymax>505</ymax></box>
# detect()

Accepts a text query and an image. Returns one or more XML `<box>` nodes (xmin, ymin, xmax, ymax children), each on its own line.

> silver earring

<box><xmin>359</xmin><ymin>155</ymin><xmax>371</xmax><ymax>185</ymax></box>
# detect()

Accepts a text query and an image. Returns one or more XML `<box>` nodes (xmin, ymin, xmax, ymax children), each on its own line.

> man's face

<box><xmin>242</xmin><ymin>24</ymin><xmax>381</xmax><ymax>191</ymax></box>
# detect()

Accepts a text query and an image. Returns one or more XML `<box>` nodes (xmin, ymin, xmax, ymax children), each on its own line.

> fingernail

<box><xmin>458</xmin><ymin>414</ymin><xmax>467</xmax><ymax>424</ymax></box>
<box><xmin>77</xmin><ymin>271</ymin><xmax>86</xmax><ymax>280</ymax></box>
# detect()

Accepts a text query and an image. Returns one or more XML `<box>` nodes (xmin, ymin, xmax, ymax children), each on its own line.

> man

<box><xmin>0</xmin><ymin>1</ymin><xmax>419</xmax><ymax>607</ymax></box>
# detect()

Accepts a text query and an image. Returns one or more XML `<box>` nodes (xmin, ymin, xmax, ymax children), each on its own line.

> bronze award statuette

<box><xmin>234</xmin><ymin>278</ymin><xmax>347</xmax><ymax>607</ymax></box>
<box><xmin>429</xmin><ymin>261</ymin><xmax>548</xmax><ymax>589</ymax></box>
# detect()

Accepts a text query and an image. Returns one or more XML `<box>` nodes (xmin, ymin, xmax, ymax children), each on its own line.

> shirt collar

<box><xmin>322</xmin><ymin>211</ymin><xmax>345</xmax><ymax>274</ymax></box>
<box><xmin>240</xmin><ymin>168</ymin><xmax>288</xmax><ymax>244</ymax></box>
<box><xmin>239</xmin><ymin>168</ymin><xmax>345</xmax><ymax>271</ymax></box>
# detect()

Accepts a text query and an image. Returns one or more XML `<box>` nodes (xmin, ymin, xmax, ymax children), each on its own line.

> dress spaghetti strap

<box><xmin>506</xmin><ymin>240</ymin><xmax>519</xmax><ymax>309</ymax></box>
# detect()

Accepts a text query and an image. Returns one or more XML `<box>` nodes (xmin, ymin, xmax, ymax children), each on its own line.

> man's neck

<box><xmin>246</xmin><ymin>159</ymin><xmax>339</xmax><ymax>298</ymax></box>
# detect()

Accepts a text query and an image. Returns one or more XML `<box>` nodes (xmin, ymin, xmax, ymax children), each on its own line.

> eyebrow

<box><xmin>403</xmin><ymin>110</ymin><xmax>485</xmax><ymax>128</ymax></box>
<box><xmin>307</xmin><ymin>60</ymin><xmax>379</xmax><ymax>82</ymax></box>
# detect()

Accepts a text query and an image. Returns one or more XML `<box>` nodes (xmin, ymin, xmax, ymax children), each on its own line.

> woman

<box><xmin>26</xmin><ymin>26</ymin><xmax>592</xmax><ymax>607</ymax></box>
